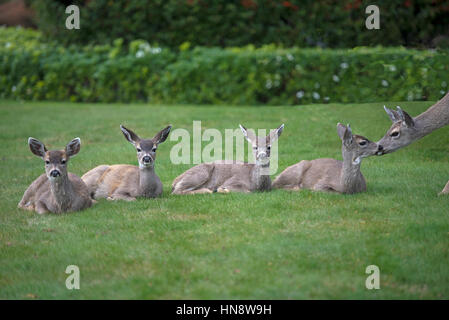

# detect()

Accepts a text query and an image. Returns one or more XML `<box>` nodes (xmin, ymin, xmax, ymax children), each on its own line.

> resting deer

<box><xmin>172</xmin><ymin>124</ymin><xmax>284</xmax><ymax>194</ymax></box>
<box><xmin>377</xmin><ymin>92</ymin><xmax>449</xmax><ymax>194</ymax></box>
<box><xmin>18</xmin><ymin>137</ymin><xmax>92</xmax><ymax>214</ymax></box>
<box><xmin>272</xmin><ymin>123</ymin><xmax>378</xmax><ymax>194</ymax></box>
<box><xmin>82</xmin><ymin>125</ymin><xmax>171</xmax><ymax>201</ymax></box>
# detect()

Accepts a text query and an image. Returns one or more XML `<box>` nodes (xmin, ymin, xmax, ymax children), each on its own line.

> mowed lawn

<box><xmin>0</xmin><ymin>100</ymin><xmax>448</xmax><ymax>300</ymax></box>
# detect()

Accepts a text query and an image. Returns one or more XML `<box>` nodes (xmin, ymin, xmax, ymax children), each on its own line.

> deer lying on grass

<box><xmin>172</xmin><ymin>124</ymin><xmax>284</xmax><ymax>194</ymax></box>
<box><xmin>18</xmin><ymin>138</ymin><xmax>92</xmax><ymax>214</ymax></box>
<box><xmin>272</xmin><ymin>123</ymin><xmax>378</xmax><ymax>194</ymax></box>
<box><xmin>82</xmin><ymin>125</ymin><xmax>171</xmax><ymax>201</ymax></box>
<box><xmin>377</xmin><ymin>92</ymin><xmax>449</xmax><ymax>195</ymax></box>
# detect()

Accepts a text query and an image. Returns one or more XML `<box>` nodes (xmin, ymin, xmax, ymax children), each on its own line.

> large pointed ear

<box><xmin>28</xmin><ymin>137</ymin><xmax>47</xmax><ymax>158</ymax></box>
<box><xmin>239</xmin><ymin>124</ymin><xmax>256</xmax><ymax>143</ymax></box>
<box><xmin>269</xmin><ymin>124</ymin><xmax>284</xmax><ymax>142</ymax></box>
<box><xmin>65</xmin><ymin>137</ymin><xmax>81</xmax><ymax>158</ymax></box>
<box><xmin>153</xmin><ymin>125</ymin><xmax>172</xmax><ymax>145</ymax></box>
<box><xmin>337</xmin><ymin>123</ymin><xmax>353</xmax><ymax>145</ymax></box>
<box><xmin>396</xmin><ymin>106</ymin><xmax>415</xmax><ymax>128</ymax></box>
<box><xmin>384</xmin><ymin>105</ymin><xmax>400</xmax><ymax>123</ymax></box>
<box><xmin>120</xmin><ymin>125</ymin><xmax>140</xmax><ymax>146</ymax></box>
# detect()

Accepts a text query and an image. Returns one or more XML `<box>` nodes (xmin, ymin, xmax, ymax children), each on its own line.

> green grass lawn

<box><xmin>0</xmin><ymin>100</ymin><xmax>448</xmax><ymax>299</ymax></box>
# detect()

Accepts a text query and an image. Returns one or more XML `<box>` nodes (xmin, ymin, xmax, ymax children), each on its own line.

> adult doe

<box><xmin>82</xmin><ymin>125</ymin><xmax>171</xmax><ymax>201</ymax></box>
<box><xmin>18</xmin><ymin>137</ymin><xmax>92</xmax><ymax>214</ymax></box>
<box><xmin>272</xmin><ymin>123</ymin><xmax>378</xmax><ymax>194</ymax></box>
<box><xmin>172</xmin><ymin>124</ymin><xmax>284</xmax><ymax>194</ymax></box>
<box><xmin>377</xmin><ymin>92</ymin><xmax>449</xmax><ymax>194</ymax></box>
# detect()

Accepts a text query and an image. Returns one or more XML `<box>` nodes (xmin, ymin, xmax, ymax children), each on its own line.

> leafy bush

<box><xmin>1</xmin><ymin>27</ymin><xmax>448</xmax><ymax>105</ymax></box>
<box><xmin>30</xmin><ymin>0</ymin><xmax>449</xmax><ymax>48</ymax></box>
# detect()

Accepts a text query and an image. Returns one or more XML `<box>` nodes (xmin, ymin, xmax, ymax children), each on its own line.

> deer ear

<box><xmin>269</xmin><ymin>124</ymin><xmax>284</xmax><ymax>142</ymax></box>
<box><xmin>337</xmin><ymin>123</ymin><xmax>352</xmax><ymax>145</ymax></box>
<box><xmin>396</xmin><ymin>106</ymin><xmax>415</xmax><ymax>128</ymax></box>
<box><xmin>28</xmin><ymin>137</ymin><xmax>47</xmax><ymax>158</ymax></box>
<box><xmin>153</xmin><ymin>125</ymin><xmax>172</xmax><ymax>145</ymax></box>
<box><xmin>239</xmin><ymin>124</ymin><xmax>256</xmax><ymax>143</ymax></box>
<box><xmin>120</xmin><ymin>125</ymin><xmax>140</xmax><ymax>145</ymax></box>
<box><xmin>384</xmin><ymin>105</ymin><xmax>400</xmax><ymax>122</ymax></box>
<box><xmin>65</xmin><ymin>138</ymin><xmax>81</xmax><ymax>158</ymax></box>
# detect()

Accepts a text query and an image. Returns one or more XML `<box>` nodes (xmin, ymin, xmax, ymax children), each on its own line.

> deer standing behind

<box><xmin>82</xmin><ymin>125</ymin><xmax>171</xmax><ymax>201</ymax></box>
<box><xmin>272</xmin><ymin>123</ymin><xmax>378</xmax><ymax>194</ymax></box>
<box><xmin>18</xmin><ymin>138</ymin><xmax>92</xmax><ymax>214</ymax></box>
<box><xmin>172</xmin><ymin>124</ymin><xmax>284</xmax><ymax>194</ymax></box>
<box><xmin>376</xmin><ymin>92</ymin><xmax>449</xmax><ymax>195</ymax></box>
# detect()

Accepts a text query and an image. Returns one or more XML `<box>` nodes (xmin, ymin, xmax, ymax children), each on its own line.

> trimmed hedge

<box><xmin>30</xmin><ymin>0</ymin><xmax>449</xmax><ymax>49</ymax></box>
<box><xmin>1</xmin><ymin>27</ymin><xmax>448</xmax><ymax>105</ymax></box>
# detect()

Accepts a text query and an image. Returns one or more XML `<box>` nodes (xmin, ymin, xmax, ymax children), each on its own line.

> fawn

<box><xmin>82</xmin><ymin>125</ymin><xmax>171</xmax><ymax>201</ymax></box>
<box><xmin>272</xmin><ymin>123</ymin><xmax>378</xmax><ymax>194</ymax></box>
<box><xmin>172</xmin><ymin>124</ymin><xmax>284</xmax><ymax>194</ymax></box>
<box><xmin>18</xmin><ymin>137</ymin><xmax>92</xmax><ymax>214</ymax></box>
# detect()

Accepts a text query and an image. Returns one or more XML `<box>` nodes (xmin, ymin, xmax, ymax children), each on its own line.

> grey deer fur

<box><xmin>272</xmin><ymin>123</ymin><xmax>378</xmax><ymax>194</ymax></box>
<box><xmin>377</xmin><ymin>92</ymin><xmax>449</xmax><ymax>195</ymax></box>
<box><xmin>18</xmin><ymin>137</ymin><xmax>92</xmax><ymax>214</ymax></box>
<box><xmin>82</xmin><ymin>125</ymin><xmax>171</xmax><ymax>201</ymax></box>
<box><xmin>172</xmin><ymin>124</ymin><xmax>284</xmax><ymax>194</ymax></box>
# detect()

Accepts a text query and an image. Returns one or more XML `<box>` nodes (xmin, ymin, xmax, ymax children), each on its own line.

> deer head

<box><xmin>28</xmin><ymin>137</ymin><xmax>81</xmax><ymax>180</ymax></box>
<box><xmin>337</xmin><ymin>123</ymin><xmax>378</xmax><ymax>165</ymax></box>
<box><xmin>240</xmin><ymin>124</ymin><xmax>284</xmax><ymax>167</ymax></box>
<box><xmin>376</xmin><ymin>106</ymin><xmax>416</xmax><ymax>155</ymax></box>
<box><xmin>120</xmin><ymin>125</ymin><xmax>172</xmax><ymax>168</ymax></box>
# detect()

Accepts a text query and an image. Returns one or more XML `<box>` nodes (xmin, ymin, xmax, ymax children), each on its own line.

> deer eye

<box><xmin>390</xmin><ymin>131</ymin><xmax>400</xmax><ymax>137</ymax></box>
<box><xmin>61</xmin><ymin>159</ymin><xmax>66</xmax><ymax>164</ymax></box>
<box><xmin>152</xmin><ymin>147</ymin><xmax>157</xmax><ymax>152</ymax></box>
<box><xmin>136</xmin><ymin>148</ymin><xmax>142</xmax><ymax>152</ymax></box>
<box><xmin>45</xmin><ymin>160</ymin><xmax>50</xmax><ymax>165</ymax></box>
<box><xmin>267</xmin><ymin>146</ymin><xmax>271</xmax><ymax>150</ymax></box>
<box><xmin>359</xmin><ymin>141</ymin><xmax>367</xmax><ymax>146</ymax></box>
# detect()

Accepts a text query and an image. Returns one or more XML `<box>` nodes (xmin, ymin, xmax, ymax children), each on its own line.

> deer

<box><xmin>272</xmin><ymin>123</ymin><xmax>378</xmax><ymax>194</ymax></box>
<box><xmin>18</xmin><ymin>137</ymin><xmax>93</xmax><ymax>214</ymax></box>
<box><xmin>377</xmin><ymin>92</ymin><xmax>449</xmax><ymax>195</ymax></box>
<box><xmin>81</xmin><ymin>125</ymin><xmax>172</xmax><ymax>201</ymax></box>
<box><xmin>171</xmin><ymin>124</ymin><xmax>284</xmax><ymax>194</ymax></box>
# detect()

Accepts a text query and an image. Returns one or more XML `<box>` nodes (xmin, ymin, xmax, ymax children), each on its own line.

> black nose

<box><xmin>378</xmin><ymin>145</ymin><xmax>384</xmax><ymax>151</ymax></box>
<box><xmin>50</xmin><ymin>170</ymin><xmax>60</xmax><ymax>177</ymax></box>
<box><xmin>143</xmin><ymin>156</ymin><xmax>151</xmax><ymax>163</ymax></box>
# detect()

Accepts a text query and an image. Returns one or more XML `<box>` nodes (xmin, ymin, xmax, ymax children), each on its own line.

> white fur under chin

<box><xmin>352</xmin><ymin>157</ymin><xmax>361</xmax><ymax>165</ymax></box>
<box><xmin>139</xmin><ymin>163</ymin><xmax>154</xmax><ymax>169</ymax></box>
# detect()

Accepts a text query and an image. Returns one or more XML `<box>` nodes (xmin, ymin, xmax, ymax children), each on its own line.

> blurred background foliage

<box><xmin>29</xmin><ymin>0</ymin><xmax>449</xmax><ymax>49</ymax></box>
<box><xmin>1</xmin><ymin>27</ymin><xmax>447</xmax><ymax>105</ymax></box>
<box><xmin>0</xmin><ymin>0</ymin><xmax>448</xmax><ymax>105</ymax></box>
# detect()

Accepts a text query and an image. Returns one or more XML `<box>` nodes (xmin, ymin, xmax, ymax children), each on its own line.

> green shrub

<box><xmin>30</xmin><ymin>0</ymin><xmax>449</xmax><ymax>49</ymax></box>
<box><xmin>1</xmin><ymin>27</ymin><xmax>448</xmax><ymax>105</ymax></box>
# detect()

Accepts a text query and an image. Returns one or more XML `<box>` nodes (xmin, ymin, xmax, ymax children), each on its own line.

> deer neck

<box><xmin>340</xmin><ymin>151</ymin><xmax>364</xmax><ymax>194</ymax></box>
<box><xmin>49</xmin><ymin>172</ymin><xmax>73</xmax><ymax>210</ymax></box>
<box><xmin>414</xmin><ymin>93</ymin><xmax>449</xmax><ymax>138</ymax></box>
<box><xmin>251</xmin><ymin>162</ymin><xmax>272</xmax><ymax>191</ymax></box>
<box><xmin>138</xmin><ymin>166</ymin><xmax>158</xmax><ymax>195</ymax></box>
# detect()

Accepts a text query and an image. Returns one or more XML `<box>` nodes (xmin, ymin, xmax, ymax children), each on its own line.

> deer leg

<box><xmin>35</xmin><ymin>201</ymin><xmax>49</xmax><ymax>214</ymax></box>
<box><xmin>272</xmin><ymin>160</ymin><xmax>310</xmax><ymax>190</ymax></box>
<box><xmin>216</xmin><ymin>178</ymin><xmax>251</xmax><ymax>193</ymax></box>
<box><xmin>172</xmin><ymin>164</ymin><xmax>214</xmax><ymax>195</ymax></box>
<box><xmin>181</xmin><ymin>188</ymin><xmax>214</xmax><ymax>195</ymax></box>
<box><xmin>107</xmin><ymin>194</ymin><xmax>137</xmax><ymax>201</ymax></box>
